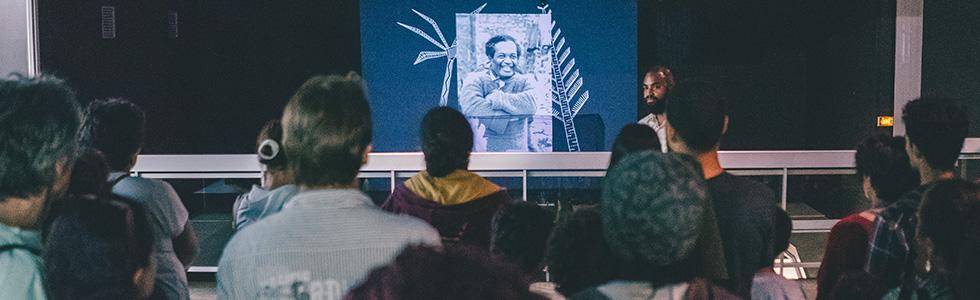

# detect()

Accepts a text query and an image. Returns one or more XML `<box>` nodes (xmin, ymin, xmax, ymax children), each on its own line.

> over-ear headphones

<box><xmin>257</xmin><ymin>139</ymin><xmax>281</xmax><ymax>163</ymax></box>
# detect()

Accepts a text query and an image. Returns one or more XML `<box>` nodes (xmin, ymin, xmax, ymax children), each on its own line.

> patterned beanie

<box><xmin>601</xmin><ymin>150</ymin><xmax>707</xmax><ymax>267</ymax></box>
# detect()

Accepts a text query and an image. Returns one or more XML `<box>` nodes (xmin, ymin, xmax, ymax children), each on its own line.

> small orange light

<box><xmin>877</xmin><ymin>116</ymin><xmax>894</xmax><ymax>127</ymax></box>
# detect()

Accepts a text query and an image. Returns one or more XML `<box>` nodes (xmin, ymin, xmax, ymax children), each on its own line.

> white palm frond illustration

<box><xmin>396</xmin><ymin>4</ymin><xmax>487</xmax><ymax>107</ymax></box>
<box><xmin>540</xmin><ymin>4</ymin><xmax>590</xmax><ymax>151</ymax></box>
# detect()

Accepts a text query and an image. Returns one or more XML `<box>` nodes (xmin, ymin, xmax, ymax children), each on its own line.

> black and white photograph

<box><xmin>455</xmin><ymin>13</ymin><xmax>553</xmax><ymax>152</ymax></box>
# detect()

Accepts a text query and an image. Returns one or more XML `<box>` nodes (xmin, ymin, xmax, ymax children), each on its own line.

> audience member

<box><xmin>826</xmin><ymin>271</ymin><xmax>889</xmax><ymax>300</ymax></box>
<box><xmin>490</xmin><ymin>201</ymin><xmax>555</xmax><ymax>279</ymax></box>
<box><xmin>345</xmin><ymin>245</ymin><xmax>545</xmax><ymax>300</ymax></box>
<box><xmin>752</xmin><ymin>209</ymin><xmax>805</xmax><ymax>300</ymax></box>
<box><xmin>638</xmin><ymin>65</ymin><xmax>675</xmax><ymax>152</ymax></box>
<box><xmin>233</xmin><ymin>119</ymin><xmax>299</xmax><ymax>230</ymax></box>
<box><xmin>866</xmin><ymin>97</ymin><xmax>969</xmax><ymax>288</ymax></box>
<box><xmin>217</xmin><ymin>73</ymin><xmax>441</xmax><ymax>299</ymax></box>
<box><xmin>572</xmin><ymin>151</ymin><xmax>737</xmax><ymax>300</ymax></box>
<box><xmin>666</xmin><ymin>80</ymin><xmax>780</xmax><ymax>299</ymax></box>
<box><xmin>881</xmin><ymin>179</ymin><xmax>979</xmax><ymax>299</ymax></box>
<box><xmin>67</xmin><ymin>148</ymin><xmax>112</xmax><ymax>197</ymax></box>
<box><xmin>44</xmin><ymin>197</ymin><xmax>156</xmax><ymax>299</ymax></box>
<box><xmin>79</xmin><ymin>98</ymin><xmax>197</xmax><ymax>300</ymax></box>
<box><xmin>382</xmin><ymin>107</ymin><xmax>509</xmax><ymax>248</ymax></box>
<box><xmin>609</xmin><ymin>124</ymin><xmax>661</xmax><ymax>168</ymax></box>
<box><xmin>0</xmin><ymin>75</ymin><xmax>81</xmax><ymax>299</ymax></box>
<box><xmin>816</xmin><ymin>134</ymin><xmax>918</xmax><ymax>299</ymax></box>
<box><xmin>545</xmin><ymin>207</ymin><xmax>616</xmax><ymax>296</ymax></box>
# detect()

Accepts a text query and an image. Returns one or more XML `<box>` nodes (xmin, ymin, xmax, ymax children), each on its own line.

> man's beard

<box><xmin>644</xmin><ymin>97</ymin><xmax>666</xmax><ymax>115</ymax></box>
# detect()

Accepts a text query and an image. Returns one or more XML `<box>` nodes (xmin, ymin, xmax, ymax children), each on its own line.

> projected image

<box><xmin>455</xmin><ymin>14</ymin><xmax>553</xmax><ymax>152</ymax></box>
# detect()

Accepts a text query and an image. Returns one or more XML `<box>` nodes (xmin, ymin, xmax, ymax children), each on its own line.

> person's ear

<box><xmin>362</xmin><ymin>144</ymin><xmax>373</xmax><ymax>166</ymax></box>
<box><xmin>722</xmin><ymin>115</ymin><xmax>730</xmax><ymax>135</ymax></box>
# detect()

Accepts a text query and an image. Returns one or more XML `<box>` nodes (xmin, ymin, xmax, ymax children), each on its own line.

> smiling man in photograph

<box><xmin>459</xmin><ymin>34</ymin><xmax>537</xmax><ymax>152</ymax></box>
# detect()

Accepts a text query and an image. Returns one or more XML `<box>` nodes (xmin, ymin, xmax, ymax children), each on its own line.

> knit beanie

<box><xmin>601</xmin><ymin>151</ymin><xmax>707</xmax><ymax>267</ymax></box>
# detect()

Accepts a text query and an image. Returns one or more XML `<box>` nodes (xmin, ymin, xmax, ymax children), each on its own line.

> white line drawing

<box><xmin>540</xmin><ymin>3</ymin><xmax>590</xmax><ymax>151</ymax></box>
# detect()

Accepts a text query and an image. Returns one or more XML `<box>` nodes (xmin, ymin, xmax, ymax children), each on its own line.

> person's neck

<box><xmin>693</xmin><ymin>149</ymin><xmax>725</xmax><ymax>179</ymax></box>
<box><xmin>918</xmin><ymin>167</ymin><xmax>955</xmax><ymax>185</ymax></box>
<box><xmin>0</xmin><ymin>194</ymin><xmax>44</xmax><ymax>229</ymax></box>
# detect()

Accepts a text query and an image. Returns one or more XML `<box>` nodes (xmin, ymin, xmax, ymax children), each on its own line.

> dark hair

<box><xmin>345</xmin><ymin>245</ymin><xmax>544</xmax><ymax>300</ymax></box>
<box><xmin>421</xmin><ymin>107</ymin><xmax>473</xmax><ymax>177</ymax></box>
<box><xmin>902</xmin><ymin>97</ymin><xmax>969</xmax><ymax>170</ymax></box>
<box><xmin>768</xmin><ymin>208</ymin><xmax>792</xmax><ymax>265</ymax></box>
<box><xmin>68</xmin><ymin>148</ymin><xmax>111</xmax><ymax>197</ymax></box>
<box><xmin>545</xmin><ymin>208</ymin><xmax>617</xmax><ymax>295</ymax></box>
<box><xmin>282</xmin><ymin>73</ymin><xmax>371</xmax><ymax>187</ymax></box>
<box><xmin>45</xmin><ymin>197</ymin><xmax>155</xmax><ymax>300</ymax></box>
<box><xmin>256</xmin><ymin>119</ymin><xmax>287</xmax><ymax>170</ymax></box>
<box><xmin>78</xmin><ymin>99</ymin><xmax>146</xmax><ymax>171</ymax></box>
<box><xmin>609</xmin><ymin>124</ymin><xmax>661</xmax><ymax>168</ymax></box>
<box><xmin>0</xmin><ymin>74</ymin><xmax>81</xmax><ymax>200</ymax></box>
<box><xmin>664</xmin><ymin>80</ymin><xmax>727</xmax><ymax>153</ymax></box>
<box><xmin>855</xmin><ymin>134</ymin><xmax>920</xmax><ymax>206</ymax></box>
<box><xmin>485</xmin><ymin>35</ymin><xmax>521</xmax><ymax>59</ymax></box>
<box><xmin>490</xmin><ymin>201</ymin><xmax>555</xmax><ymax>276</ymax></box>
<box><xmin>918</xmin><ymin>179</ymin><xmax>979</xmax><ymax>275</ymax></box>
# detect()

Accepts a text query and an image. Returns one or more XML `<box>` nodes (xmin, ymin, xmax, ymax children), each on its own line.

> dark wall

<box><xmin>41</xmin><ymin>0</ymin><xmax>895</xmax><ymax>153</ymax></box>
<box><xmin>40</xmin><ymin>0</ymin><xmax>360</xmax><ymax>154</ymax></box>
<box><xmin>922</xmin><ymin>0</ymin><xmax>980</xmax><ymax>136</ymax></box>
<box><xmin>638</xmin><ymin>0</ymin><xmax>895</xmax><ymax>150</ymax></box>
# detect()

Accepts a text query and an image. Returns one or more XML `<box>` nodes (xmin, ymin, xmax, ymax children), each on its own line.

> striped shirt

<box><xmin>217</xmin><ymin>189</ymin><xmax>441</xmax><ymax>300</ymax></box>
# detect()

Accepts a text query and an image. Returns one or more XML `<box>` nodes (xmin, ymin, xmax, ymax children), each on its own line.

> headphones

<box><xmin>257</xmin><ymin>139</ymin><xmax>281</xmax><ymax>163</ymax></box>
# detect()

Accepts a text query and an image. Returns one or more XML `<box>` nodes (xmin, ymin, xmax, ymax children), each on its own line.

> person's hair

<box><xmin>345</xmin><ymin>245</ymin><xmax>545</xmax><ymax>300</ymax></box>
<box><xmin>902</xmin><ymin>97</ymin><xmax>969</xmax><ymax>170</ymax></box>
<box><xmin>545</xmin><ymin>207</ymin><xmax>617</xmax><ymax>295</ymax></box>
<box><xmin>78</xmin><ymin>98</ymin><xmax>146</xmax><ymax>171</ymax></box>
<box><xmin>918</xmin><ymin>179</ymin><xmax>979</xmax><ymax>275</ymax></box>
<box><xmin>421</xmin><ymin>107</ymin><xmax>473</xmax><ymax>177</ymax></box>
<box><xmin>855</xmin><ymin>134</ymin><xmax>920</xmax><ymax>205</ymax></box>
<box><xmin>767</xmin><ymin>208</ymin><xmax>792</xmax><ymax>266</ymax></box>
<box><xmin>610</xmin><ymin>124</ymin><xmax>661</xmax><ymax>168</ymax></box>
<box><xmin>0</xmin><ymin>74</ymin><xmax>81</xmax><ymax>200</ymax></box>
<box><xmin>955</xmin><ymin>202</ymin><xmax>980</xmax><ymax>300</ymax></box>
<box><xmin>44</xmin><ymin>197</ymin><xmax>155</xmax><ymax>300</ymax></box>
<box><xmin>485</xmin><ymin>35</ymin><xmax>521</xmax><ymax>59</ymax></box>
<box><xmin>67</xmin><ymin>148</ymin><xmax>111</xmax><ymax>197</ymax></box>
<box><xmin>256</xmin><ymin>119</ymin><xmax>288</xmax><ymax>170</ymax></box>
<box><xmin>282</xmin><ymin>73</ymin><xmax>371</xmax><ymax>187</ymax></box>
<box><xmin>490</xmin><ymin>201</ymin><xmax>555</xmax><ymax>276</ymax></box>
<box><xmin>644</xmin><ymin>65</ymin><xmax>676</xmax><ymax>90</ymax></box>
<box><xmin>664</xmin><ymin>80</ymin><xmax>727</xmax><ymax>153</ymax></box>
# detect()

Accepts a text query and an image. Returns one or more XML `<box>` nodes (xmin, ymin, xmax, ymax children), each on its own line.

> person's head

<box><xmin>545</xmin><ymin>207</ymin><xmax>617</xmax><ymax>295</ymax></box>
<box><xmin>67</xmin><ymin>148</ymin><xmax>111</xmax><ymax>197</ymax></box>
<box><xmin>766</xmin><ymin>208</ymin><xmax>792</xmax><ymax>268</ymax></box>
<box><xmin>485</xmin><ymin>35</ymin><xmax>521</xmax><ymax>80</ymax></box>
<box><xmin>641</xmin><ymin>66</ymin><xmax>675</xmax><ymax>115</ymax></box>
<box><xmin>282</xmin><ymin>73</ymin><xmax>371</xmax><ymax>189</ymax></box>
<box><xmin>601</xmin><ymin>151</ymin><xmax>707</xmax><ymax>284</ymax></box>
<box><xmin>916</xmin><ymin>179</ymin><xmax>979</xmax><ymax>275</ymax></box>
<box><xmin>902</xmin><ymin>97</ymin><xmax>969</xmax><ymax>172</ymax></box>
<box><xmin>45</xmin><ymin>197</ymin><xmax>156</xmax><ymax>299</ymax></box>
<box><xmin>0</xmin><ymin>74</ymin><xmax>81</xmax><ymax>228</ymax></box>
<box><xmin>345</xmin><ymin>245</ymin><xmax>544</xmax><ymax>300</ymax></box>
<box><xmin>78</xmin><ymin>98</ymin><xmax>146</xmax><ymax>171</ymax></box>
<box><xmin>255</xmin><ymin>119</ymin><xmax>292</xmax><ymax>189</ymax></box>
<box><xmin>855</xmin><ymin>134</ymin><xmax>920</xmax><ymax>207</ymax></box>
<box><xmin>421</xmin><ymin>107</ymin><xmax>473</xmax><ymax>177</ymax></box>
<box><xmin>665</xmin><ymin>80</ymin><xmax>728</xmax><ymax>155</ymax></box>
<box><xmin>610</xmin><ymin>124</ymin><xmax>661</xmax><ymax>168</ymax></box>
<box><xmin>490</xmin><ymin>201</ymin><xmax>555</xmax><ymax>276</ymax></box>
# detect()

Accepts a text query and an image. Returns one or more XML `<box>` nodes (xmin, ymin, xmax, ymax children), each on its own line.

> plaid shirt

<box><xmin>865</xmin><ymin>185</ymin><xmax>927</xmax><ymax>286</ymax></box>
